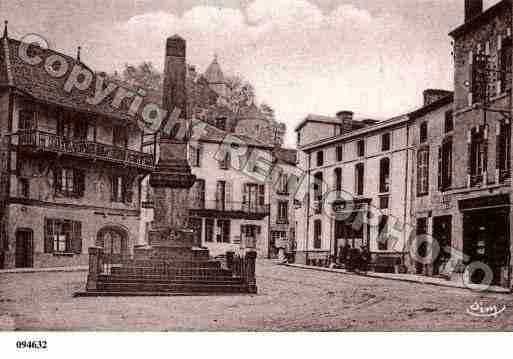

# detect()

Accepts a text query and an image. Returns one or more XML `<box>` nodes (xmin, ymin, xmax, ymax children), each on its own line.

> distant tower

<box><xmin>204</xmin><ymin>54</ymin><xmax>229</xmax><ymax>98</ymax></box>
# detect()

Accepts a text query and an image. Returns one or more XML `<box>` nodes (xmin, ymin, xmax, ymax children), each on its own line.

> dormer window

<box><xmin>316</xmin><ymin>151</ymin><xmax>324</xmax><ymax>167</ymax></box>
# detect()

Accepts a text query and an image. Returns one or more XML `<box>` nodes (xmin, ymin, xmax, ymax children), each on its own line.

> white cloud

<box><xmin>84</xmin><ymin>0</ymin><xmax>453</xmax><ymax>146</ymax></box>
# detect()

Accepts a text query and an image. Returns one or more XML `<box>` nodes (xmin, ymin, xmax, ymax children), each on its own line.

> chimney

<box><xmin>465</xmin><ymin>0</ymin><xmax>483</xmax><ymax>23</ymax></box>
<box><xmin>336</xmin><ymin>110</ymin><xmax>354</xmax><ymax>133</ymax></box>
<box><xmin>163</xmin><ymin>35</ymin><xmax>187</xmax><ymax>122</ymax></box>
<box><xmin>423</xmin><ymin>89</ymin><xmax>453</xmax><ymax>106</ymax></box>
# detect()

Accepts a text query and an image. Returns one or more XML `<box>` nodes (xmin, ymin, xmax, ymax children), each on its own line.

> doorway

<box><xmin>432</xmin><ymin>216</ymin><xmax>452</xmax><ymax>275</ymax></box>
<box><xmin>463</xmin><ymin>210</ymin><xmax>509</xmax><ymax>285</ymax></box>
<box><xmin>15</xmin><ymin>229</ymin><xmax>33</xmax><ymax>268</ymax></box>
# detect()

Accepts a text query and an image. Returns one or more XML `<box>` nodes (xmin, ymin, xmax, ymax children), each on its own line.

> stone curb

<box><xmin>285</xmin><ymin>263</ymin><xmax>511</xmax><ymax>294</ymax></box>
<box><xmin>0</xmin><ymin>266</ymin><xmax>88</xmax><ymax>274</ymax></box>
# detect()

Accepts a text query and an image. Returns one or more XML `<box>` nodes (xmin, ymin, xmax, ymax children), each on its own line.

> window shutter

<box><xmin>54</xmin><ymin>168</ymin><xmax>62</xmax><ymax>194</ymax></box>
<box><xmin>226</xmin><ymin>181</ymin><xmax>233</xmax><ymax>209</ymax></box>
<box><xmin>259</xmin><ymin>184</ymin><xmax>265</xmax><ymax>205</ymax></box>
<box><xmin>74</xmin><ymin>170</ymin><xmax>85</xmax><ymax>197</ymax></box>
<box><xmin>438</xmin><ymin>147</ymin><xmax>442</xmax><ymax>191</ymax></box>
<box><xmin>110</xmin><ymin>176</ymin><xmax>116</xmax><ymax>202</ymax></box>
<box><xmin>123</xmin><ymin>177</ymin><xmax>133</xmax><ymax>204</ymax></box>
<box><xmin>44</xmin><ymin>219</ymin><xmax>54</xmax><ymax>253</ymax></box>
<box><xmin>190</xmin><ymin>144</ymin><xmax>197</xmax><ymax>167</ymax></box>
<box><xmin>416</xmin><ymin>151</ymin><xmax>422</xmax><ymax>195</ymax></box>
<box><xmin>72</xmin><ymin>221</ymin><xmax>82</xmax><ymax>254</ymax></box>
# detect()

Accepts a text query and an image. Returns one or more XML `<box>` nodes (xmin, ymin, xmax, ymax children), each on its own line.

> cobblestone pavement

<box><xmin>1</xmin><ymin>260</ymin><xmax>512</xmax><ymax>331</ymax></box>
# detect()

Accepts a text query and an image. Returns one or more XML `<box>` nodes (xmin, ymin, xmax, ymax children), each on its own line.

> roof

<box><xmin>408</xmin><ymin>92</ymin><xmax>453</xmax><ymax>120</ymax></box>
<box><xmin>300</xmin><ymin>114</ymin><xmax>409</xmax><ymax>151</ymax></box>
<box><xmin>294</xmin><ymin>113</ymin><xmax>367</xmax><ymax>132</ymax></box>
<box><xmin>0</xmin><ymin>37</ymin><xmax>144</xmax><ymax>126</ymax></box>
<box><xmin>204</xmin><ymin>56</ymin><xmax>225</xmax><ymax>84</ymax></box>
<box><xmin>449</xmin><ymin>1</ymin><xmax>508</xmax><ymax>38</ymax></box>
<box><xmin>273</xmin><ymin>147</ymin><xmax>297</xmax><ymax>166</ymax></box>
<box><xmin>190</xmin><ymin>118</ymin><xmax>273</xmax><ymax>150</ymax></box>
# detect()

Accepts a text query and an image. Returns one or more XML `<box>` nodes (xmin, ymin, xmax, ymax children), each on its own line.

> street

<box><xmin>1</xmin><ymin>261</ymin><xmax>512</xmax><ymax>331</ymax></box>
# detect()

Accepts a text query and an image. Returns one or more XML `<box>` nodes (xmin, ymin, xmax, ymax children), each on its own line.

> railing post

<box><xmin>86</xmin><ymin>246</ymin><xmax>103</xmax><ymax>291</ymax></box>
<box><xmin>244</xmin><ymin>251</ymin><xmax>257</xmax><ymax>294</ymax></box>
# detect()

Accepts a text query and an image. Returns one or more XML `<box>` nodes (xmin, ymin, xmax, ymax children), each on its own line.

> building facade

<box><xmin>0</xmin><ymin>32</ymin><xmax>154</xmax><ymax>269</ymax></box>
<box><xmin>294</xmin><ymin>111</ymin><xmax>413</xmax><ymax>268</ymax></box>
<box><xmin>141</xmin><ymin>119</ymin><xmax>275</xmax><ymax>258</ymax></box>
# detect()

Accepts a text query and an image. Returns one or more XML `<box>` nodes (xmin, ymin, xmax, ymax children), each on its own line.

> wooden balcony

<box><xmin>189</xmin><ymin>200</ymin><xmax>270</xmax><ymax>220</ymax></box>
<box><xmin>13</xmin><ymin>130</ymin><xmax>155</xmax><ymax>171</ymax></box>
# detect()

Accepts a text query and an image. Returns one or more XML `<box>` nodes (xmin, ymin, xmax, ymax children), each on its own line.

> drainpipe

<box><xmin>402</xmin><ymin>119</ymin><xmax>410</xmax><ymax>268</ymax></box>
<box><xmin>305</xmin><ymin>152</ymin><xmax>311</xmax><ymax>264</ymax></box>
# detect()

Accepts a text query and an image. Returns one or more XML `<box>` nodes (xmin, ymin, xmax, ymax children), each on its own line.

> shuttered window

<box><xmin>44</xmin><ymin>218</ymin><xmax>82</xmax><ymax>254</ymax></box>
<box><xmin>54</xmin><ymin>167</ymin><xmax>85</xmax><ymax>197</ymax></box>
<box><xmin>417</xmin><ymin>148</ymin><xmax>429</xmax><ymax>196</ymax></box>
<box><xmin>111</xmin><ymin>175</ymin><xmax>133</xmax><ymax>203</ymax></box>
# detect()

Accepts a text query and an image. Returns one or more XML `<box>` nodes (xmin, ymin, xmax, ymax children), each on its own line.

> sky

<box><xmin>0</xmin><ymin>0</ymin><xmax>501</xmax><ymax>146</ymax></box>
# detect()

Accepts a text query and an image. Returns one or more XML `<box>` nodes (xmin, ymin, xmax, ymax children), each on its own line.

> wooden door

<box><xmin>15</xmin><ymin>230</ymin><xmax>33</xmax><ymax>268</ymax></box>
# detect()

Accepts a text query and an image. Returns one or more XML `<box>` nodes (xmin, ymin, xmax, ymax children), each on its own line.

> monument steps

<box><xmin>97</xmin><ymin>281</ymin><xmax>249</xmax><ymax>293</ymax></box>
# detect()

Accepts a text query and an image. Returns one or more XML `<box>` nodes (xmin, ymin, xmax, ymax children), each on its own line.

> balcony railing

<box><xmin>13</xmin><ymin>130</ymin><xmax>154</xmax><ymax>170</ymax></box>
<box><xmin>189</xmin><ymin>200</ymin><xmax>270</xmax><ymax>218</ymax></box>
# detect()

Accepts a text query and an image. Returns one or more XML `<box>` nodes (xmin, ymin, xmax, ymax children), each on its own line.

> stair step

<box><xmin>99</xmin><ymin>275</ymin><xmax>241</xmax><ymax>283</ymax></box>
<box><xmin>98</xmin><ymin>282</ymin><xmax>249</xmax><ymax>293</ymax></box>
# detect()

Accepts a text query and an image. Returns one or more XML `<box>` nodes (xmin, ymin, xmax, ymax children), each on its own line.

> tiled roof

<box><xmin>191</xmin><ymin>118</ymin><xmax>273</xmax><ymax>150</ymax></box>
<box><xmin>273</xmin><ymin>147</ymin><xmax>297</xmax><ymax>166</ymax></box>
<box><xmin>1</xmin><ymin>38</ymin><xmax>147</xmax><ymax>126</ymax></box>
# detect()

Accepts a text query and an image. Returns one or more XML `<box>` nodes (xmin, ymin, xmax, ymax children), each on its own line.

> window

<box><xmin>54</xmin><ymin>168</ymin><xmax>85</xmax><ymax>197</ymax></box>
<box><xmin>416</xmin><ymin>218</ymin><xmax>427</xmax><ymax>235</ymax></box>
<box><xmin>205</xmin><ymin>218</ymin><xmax>214</xmax><ymax>242</ymax></box>
<box><xmin>313</xmin><ymin>172</ymin><xmax>323</xmax><ymax>200</ymax></box>
<box><xmin>381</xmin><ymin>133</ymin><xmax>391</xmax><ymax>151</ymax></box>
<box><xmin>316</xmin><ymin>151</ymin><xmax>324</xmax><ymax>167</ymax></box>
<box><xmin>215</xmin><ymin>117</ymin><xmax>226</xmax><ymax>131</ymax></box>
<box><xmin>500</xmin><ymin>37</ymin><xmax>512</xmax><ymax>93</ymax></box>
<box><xmin>216</xmin><ymin>219</ymin><xmax>231</xmax><ymax>243</ymax></box>
<box><xmin>438</xmin><ymin>139</ymin><xmax>452</xmax><ymax>191</ymax></box>
<box><xmin>469</xmin><ymin>127</ymin><xmax>486</xmax><ymax>187</ymax></box>
<box><xmin>277</xmin><ymin>201</ymin><xmax>289</xmax><ymax>224</ymax></box>
<box><xmin>357</xmin><ymin>140</ymin><xmax>365</xmax><ymax>157</ymax></box>
<box><xmin>216</xmin><ymin>181</ymin><xmax>226</xmax><ymax>209</ymax></box>
<box><xmin>19</xmin><ymin>109</ymin><xmax>36</xmax><ymax>131</ymax></box>
<box><xmin>471</xmin><ymin>52</ymin><xmax>488</xmax><ymax>104</ymax></box>
<box><xmin>417</xmin><ymin>148</ymin><xmax>429</xmax><ymax>196</ymax></box>
<box><xmin>277</xmin><ymin>173</ymin><xmax>289</xmax><ymax>194</ymax></box>
<box><xmin>379</xmin><ymin>195</ymin><xmax>389</xmax><ymax>209</ymax></box>
<box><xmin>297</xmin><ymin>131</ymin><xmax>301</xmax><ymax>145</ymax></box>
<box><xmin>190</xmin><ymin>179</ymin><xmax>205</xmax><ymax>209</ymax></box>
<box><xmin>314</xmin><ymin>219</ymin><xmax>322</xmax><ymax>249</ymax></box>
<box><xmin>444</xmin><ymin>110</ymin><xmax>454</xmax><ymax>133</ymax></box>
<box><xmin>57</xmin><ymin>117</ymin><xmax>73</xmax><ymax>138</ymax></box>
<box><xmin>420</xmin><ymin>122</ymin><xmax>428</xmax><ymax>143</ymax></box>
<box><xmin>44</xmin><ymin>218</ymin><xmax>82</xmax><ymax>254</ymax></box>
<box><xmin>189</xmin><ymin>144</ymin><xmax>202</xmax><ymax>167</ymax></box>
<box><xmin>219</xmin><ymin>151</ymin><xmax>230</xmax><ymax>170</ymax></box>
<box><xmin>74</xmin><ymin>121</ymin><xmax>88</xmax><ymax>141</ymax></box>
<box><xmin>379</xmin><ymin>158</ymin><xmax>390</xmax><ymax>193</ymax></box>
<box><xmin>378</xmin><ymin>215</ymin><xmax>389</xmax><ymax>251</ymax></box>
<box><xmin>336</xmin><ymin>146</ymin><xmax>343</xmax><ymax>162</ymax></box>
<box><xmin>111</xmin><ymin>176</ymin><xmax>132</xmax><ymax>203</ymax></box>
<box><xmin>334</xmin><ymin>168</ymin><xmax>342</xmax><ymax>192</ymax></box>
<box><xmin>113</xmin><ymin>126</ymin><xmax>127</xmax><ymax>148</ymax></box>
<box><xmin>498</xmin><ymin>122</ymin><xmax>511</xmax><ymax>182</ymax></box>
<box><xmin>355</xmin><ymin>163</ymin><xmax>364</xmax><ymax>196</ymax></box>
<box><xmin>19</xmin><ymin>178</ymin><xmax>29</xmax><ymax>198</ymax></box>
<box><xmin>243</xmin><ymin>183</ymin><xmax>265</xmax><ymax>211</ymax></box>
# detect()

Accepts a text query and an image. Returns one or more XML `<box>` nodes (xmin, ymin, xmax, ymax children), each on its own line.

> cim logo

<box><xmin>466</xmin><ymin>301</ymin><xmax>506</xmax><ymax>318</ymax></box>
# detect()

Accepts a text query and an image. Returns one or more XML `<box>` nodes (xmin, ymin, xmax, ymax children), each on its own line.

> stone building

<box><xmin>0</xmin><ymin>28</ymin><xmax>154</xmax><ymax>268</ymax></box>
<box><xmin>294</xmin><ymin>110</ymin><xmax>412</xmax><ymax>268</ymax></box>
<box><xmin>268</xmin><ymin>147</ymin><xmax>298</xmax><ymax>259</ymax></box>
<box><xmin>426</xmin><ymin>0</ymin><xmax>513</xmax><ymax>286</ymax></box>
<box><xmin>141</xmin><ymin>119</ymin><xmax>275</xmax><ymax>258</ymax></box>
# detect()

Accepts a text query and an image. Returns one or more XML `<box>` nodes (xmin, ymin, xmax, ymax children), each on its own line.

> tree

<box><xmin>224</xmin><ymin>75</ymin><xmax>256</xmax><ymax>115</ymax></box>
<box><xmin>260</xmin><ymin>103</ymin><xmax>276</xmax><ymax>122</ymax></box>
<box><xmin>119</xmin><ymin>62</ymin><xmax>163</xmax><ymax>91</ymax></box>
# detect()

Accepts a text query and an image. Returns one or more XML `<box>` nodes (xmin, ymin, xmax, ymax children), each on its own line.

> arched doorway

<box><xmin>96</xmin><ymin>226</ymin><xmax>128</xmax><ymax>263</ymax></box>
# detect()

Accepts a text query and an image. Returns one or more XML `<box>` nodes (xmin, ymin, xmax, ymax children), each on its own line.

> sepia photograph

<box><xmin>0</xmin><ymin>0</ymin><xmax>513</xmax><ymax>355</ymax></box>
